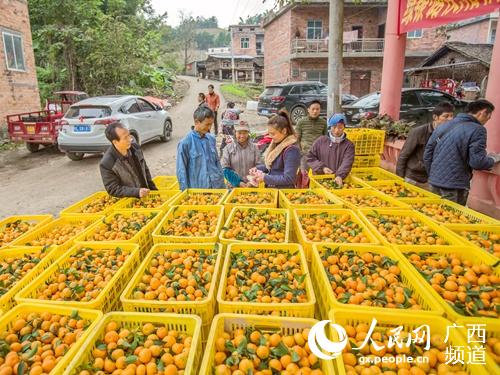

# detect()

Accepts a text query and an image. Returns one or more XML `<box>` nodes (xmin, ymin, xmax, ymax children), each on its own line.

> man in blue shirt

<box><xmin>176</xmin><ymin>106</ymin><xmax>225</xmax><ymax>190</ymax></box>
<box><xmin>424</xmin><ymin>99</ymin><xmax>500</xmax><ymax>205</ymax></box>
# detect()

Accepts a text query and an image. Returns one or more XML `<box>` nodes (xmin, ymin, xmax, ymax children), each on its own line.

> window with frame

<box><xmin>240</xmin><ymin>37</ymin><xmax>250</xmax><ymax>49</ymax></box>
<box><xmin>307</xmin><ymin>20</ymin><xmax>323</xmax><ymax>40</ymax></box>
<box><xmin>407</xmin><ymin>29</ymin><xmax>423</xmax><ymax>39</ymax></box>
<box><xmin>490</xmin><ymin>21</ymin><xmax>497</xmax><ymax>44</ymax></box>
<box><xmin>2</xmin><ymin>31</ymin><xmax>26</xmax><ymax>71</ymax></box>
<box><xmin>137</xmin><ymin>98</ymin><xmax>155</xmax><ymax>112</ymax></box>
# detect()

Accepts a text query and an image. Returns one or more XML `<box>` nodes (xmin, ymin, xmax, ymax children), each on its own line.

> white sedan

<box><xmin>58</xmin><ymin>95</ymin><xmax>172</xmax><ymax>161</ymax></box>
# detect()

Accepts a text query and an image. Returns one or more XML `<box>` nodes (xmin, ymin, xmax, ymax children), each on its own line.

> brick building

<box><xmin>202</xmin><ymin>25</ymin><xmax>265</xmax><ymax>82</ymax></box>
<box><xmin>408</xmin><ymin>42</ymin><xmax>493</xmax><ymax>97</ymax></box>
<box><xmin>263</xmin><ymin>0</ymin><xmax>446</xmax><ymax>97</ymax></box>
<box><xmin>0</xmin><ymin>0</ymin><xmax>40</xmax><ymax>128</ymax></box>
<box><xmin>447</xmin><ymin>11</ymin><xmax>498</xmax><ymax>44</ymax></box>
<box><xmin>229</xmin><ymin>24</ymin><xmax>264</xmax><ymax>57</ymax></box>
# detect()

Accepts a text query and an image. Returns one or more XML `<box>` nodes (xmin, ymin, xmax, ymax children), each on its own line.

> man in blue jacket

<box><xmin>424</xmin><ymin>99</ymin><xmax>500</xmax><ymax>205</ymax></box>
<box><xmin>176</xmin><ymin>106</ymin><xmax>225</xmax><ymax>190</ymax></box>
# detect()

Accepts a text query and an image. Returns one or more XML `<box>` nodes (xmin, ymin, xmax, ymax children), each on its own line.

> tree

<box><xmin>195</xmin><ymin>32</ymin><xmax>215</xmax><ymax>50</ymax></box>
<box><xmin>175</xmin><ymin>11</ymin><xmax>197</xmax><ymax>74</ymax></box>
<box><xmin>29</xmin><ymin>0</ymin><xmax>174</xmax><ymax>100</ymax></box>
<box><xmin>214</xmin><ymin>31</ymin><xmax>231</xmax><ymax>48</ymax></box>
<box><xmin>194</xmin><ymin>16</ymin><xmax>218</xmax><ymax>29</ymax></box>
<box><xmin>238</xmin><ymin>11</ymin><xmax>269</xmax><ymax>25</ymax></box>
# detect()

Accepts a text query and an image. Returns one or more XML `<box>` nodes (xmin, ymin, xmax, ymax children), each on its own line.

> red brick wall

<box><xmin>406</xmin><ymin>28</ymin><xmax>447</xmax><ymax>52</ymax></box>
<box><xmin>264</xmin><ymin>11</ymin><xmax>292</xmax><ymax>85</ymax></box>
<box><xmin>231</xmin><ymin>26</ymin><xmax>264</xmax><ymax>56</ymax></box>
<box><xmin>447</xmin><ymin>20</ymin><xmax>491</xmax><ymax>44</ymax></box>
<box><xmin>290</xmin><ymin>6</ymin><xmax>382</xmax><ymax>39</ymax></box>
<box><xmin>0</xmin><ymin>0</ymin><xmax>40</xmax><ymax>128</ymax></box>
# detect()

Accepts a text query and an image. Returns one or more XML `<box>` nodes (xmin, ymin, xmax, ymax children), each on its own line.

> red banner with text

<box><xmin>399</xmin><ymin>0</ymin><xmax>500</xmax><ymax>34</ymax></box>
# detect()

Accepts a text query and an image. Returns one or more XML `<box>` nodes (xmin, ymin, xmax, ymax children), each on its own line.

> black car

<box><xmin>257</xmin><ymin>81</ymin><xmax>358</xmax><ymax>124</ymax></box>
<box><xmin>342</xmin><ymin>88</ymin><xmax>466</xmax><ymax>126</ymax></box>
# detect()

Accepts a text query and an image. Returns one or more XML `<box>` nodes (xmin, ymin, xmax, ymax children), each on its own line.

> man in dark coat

<box><xmin>396</xmin><ymin>102</ymin><xmax>455</xmax><ymax>186</ymax></box>
<box><xmin>306</xmin><ymin>113</ymin><xmax>355</xmax><ymax>187</ymax></box>
<box><xmin>99</xmin><ymin>122</ymin><xmax>157</xmax><ymax>198</ymax></box>
<box><xmin>424</xmin><ymin>99</ymin><xmax>500</xmax><ymax>205</ymax></box>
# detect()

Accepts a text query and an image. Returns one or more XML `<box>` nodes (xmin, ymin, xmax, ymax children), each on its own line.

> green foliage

<box><xmin>29</xmin><ymin>0</ymin><xmax>177</xmax><ymax>102</ymax></box>
<box><xmin>359</xmin><ymin>115</ymin><xmax>415</xmax><ymax>139</ymax></box>
<box><xmin>193</xmin><ymin>16</ymin><xmax>218</xmax><ymax>29</ymax></box>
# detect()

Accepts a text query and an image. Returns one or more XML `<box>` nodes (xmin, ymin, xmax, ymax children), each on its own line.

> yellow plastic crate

<box><xmin>153</xmin><ymin>205</ymin><xmax>224</xmax><ymax>244</ymax></box>
<box><xmin>293</xmin><ymin>208</ymin><xmax>380</xmax><ymax>262</ymax></box>
<box><xmin>350</xmin><ymin>166</ymin><xmax>403</xmax><ymax>182</ymax></box>
<box><xmin>120</xmin><ymin>243</ymin><xmax>223</xmax><ymax>341</ymax></box>
<box><xmin>63</xmin><ymin>311</ymin><xmax>202</xmax><ymax>375</ymax></box>
<box><xmin>219</xmin><ymin>207</ymin><xmax>291</xmax><ymax>245</ymax></box>
<box><xmin>446</xmin><ymin>224</ymin><xmax>500</xmax><ymax>261</ymax></box>
<box><xmin>222</xmin><ymin>187</ymin><xmax>278</xmax><ymax>216</ymax></box>
<box><xmin>75</xmin><ymin>210</ymin><xmax>162</xmax><ymax>254</ymax></box>
<box><xmin>200</xmin><ymin>313</ymin><xmax>335</xmax><ymax>375</ymax></box>
<box><xmin>456</xmin><ymin>317</ymin><xmax>500</xmax><ymax>375</ymax></box>
<box><xmin>15</xmin><ymin>242</ymin><xmax>140</xmax><ymax>312</ymax></box>
<box><xmin>309</xmin><ymin>174</ymin><xmax>371</xmax><ymax>190</ymax></box>
<box><xmin>331</xmin><ymin>188</ymin><xmax>409</xmax><ymax>209</ymax></box>
<box><xmin>10</xmin><ymin>215</ymin><xmax>102</xmax><ymax>255</ymax></box>
<box><xmin>404</xmin><ymin>198</ymin><xmax>500</xmax><ymax>226</ymax></box>
<box><xmin>0</xmin><ymin>214</ymin><xmax>53</xmax><ymax>248</ymax></box>
<box><xmin>0</xmin><ymin>303</ymin><xmax>102</xmax><ymax>375</ymax></box>
<box><xmin>278</xmin><ymin>188</ymin><xmax>344</xmax><ymax>209</ymax></box>
<box><xmin>217</xmin><ymin>243</ymin><xmax>316</xmax><ymax>317</ymax></box>
<box><xmin>152</xmin><ymin>175</ymin><xmax>179</xmax><ymax>190</ymax></box>
<box><xmin>395</xmin><ymin>245</ymin><xmax>500</xmax><ymax>324</ymax></box>
<box><xmin>330</xmin><ymin>308</ymin><xmax>489</xmax><ymax>375</ymax></box>
<box><xmin>0</xmin><ymin>246</ymin><xmax>58</xmax><ymax>315</ymax></box>
<box><xmin>357</xmin><ymin>208</ymin><xmax>466</xmax><ymax>248</ymax></box>
<box><xmin>345</xmin><ymin>128</ymin><xmax>385</xmax><ymax>155</ymax></box>
<box><xmin>60</xmin><ymin>191</ymin><xmax>123</xmax><ymax>216</ymax></box>
<box><xmin>170</xmin><ymin>188</ymin><xmax>228</xmax><ymax>206</ymax></box>
<box><xmin>115</xmin><ymin>189</ymin><xmax>180</xmax><ymax>211</ymax></box>
<box><xmin>352</xmin><ymin>154</ymin><xmax>381</xmax><ymax>168</ymax></box>
<box><xmin>366</xmin><ymin>179</ymin><xmax>440</xmax><ymax>200</ymax></box>
<box><xmin>310</xmin><ymin>244</ymin><xmax>444</xmax><ymax>320</ymax></box>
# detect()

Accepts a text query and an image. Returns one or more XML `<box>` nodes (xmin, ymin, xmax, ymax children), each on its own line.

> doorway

<box><xmin>350</xmin><ymin>71</ymin><xmax>371</xmax><ymax>97</ymax></box>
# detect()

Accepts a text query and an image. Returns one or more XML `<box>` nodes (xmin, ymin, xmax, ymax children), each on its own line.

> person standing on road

<box><xmin>197</xmin><ymin>93</ymin><xmax>207</xmax><ymax>107</ymax></box>
<box><xmin>424</xmin><ymin>99</ymin><xmax>500</xmax><ymax>205</ymax></box>
<box><xmin>306</xmin><ymin>113</ymin><xmax>355</xmax><ymax>186</ymax></box>
<box><xmin>396</xmin><ymin>102</ymin><xmax>455</xmax><ymax>187</ymax></box>
<box><xmin>250</xmin><ymin>111</ymin><xmax>301</xmax><ymax>188</ymax></box>
<box><xmin>99</xmin><ymin>122</ymin><xmax>157</xmax><ymax>198</ymax></box>
<box><xmin>295</xmin><ymin>100</ymin><xmax>327</xmax><ymax>171</ymax></box>
<box><xmin>221</xmin><ymin>121</ymin><xmax>261</xmax><ymax>188</ymax></box>
<box><xmin>176</xmin><ymin>106</ymin><xmax>225</xmax><ymax>191</ymax></box>
<box><xmin>206</xmin><ymin>84</ymin><xmax>221</xmax><ymax>134</ymax></box>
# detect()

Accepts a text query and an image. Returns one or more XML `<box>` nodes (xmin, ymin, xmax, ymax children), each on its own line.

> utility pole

<box><xmin>327</xmin><ymin>0</ymin><xmax>343</xmax><ymax>116</ymax></box>
<box><xmin>230</xmin><ymin>26</ymin><xmax>235</xmax><ymax>84</ymax></box>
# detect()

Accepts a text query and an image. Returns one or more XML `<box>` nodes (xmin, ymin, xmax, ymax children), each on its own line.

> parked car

<box><xmin>342</xmin><ymin>88</ymin><xmax>466</xmax><ymax>126</ymax></box>
<box><xmin>257</xmin><ymin>81</ymin><xmax>358</xmax><ymax>124</ymax></box>
<box><xmin>58</xmin><ymin>95</ymin><xmax>173</xmax><ymax>161</ymax></box>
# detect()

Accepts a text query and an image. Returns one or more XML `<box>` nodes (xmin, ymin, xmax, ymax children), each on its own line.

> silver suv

<box><xmin>58</xmin><ymin>95</ymin><xmax>172</xmax><ymax>161</ymax></box>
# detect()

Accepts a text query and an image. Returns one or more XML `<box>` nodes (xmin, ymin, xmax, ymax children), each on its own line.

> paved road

<box><xmin>0</xmin><ymin>76</ymin><xmax>265</xmax><ymax>217</ymax></box>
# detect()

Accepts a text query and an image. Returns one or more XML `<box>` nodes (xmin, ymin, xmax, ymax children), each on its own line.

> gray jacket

<box><xmin>99</xmin><ymin>142</ymin><xmax>157</xmax><ymax>198</ymax></box>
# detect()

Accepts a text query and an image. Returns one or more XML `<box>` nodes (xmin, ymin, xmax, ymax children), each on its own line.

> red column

<box><xmin>379</xmin><ymin>0</ymin><xmax>407</xmax><ymax>120</ymax></box>
<box><xmin>468</xmin><ymin>24</ymin><xmax>500</xmax><ymax>219</ymax></box>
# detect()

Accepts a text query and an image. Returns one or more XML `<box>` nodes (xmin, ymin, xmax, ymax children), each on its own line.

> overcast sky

<box><xmin>151</xmin><ymin>0</ymin><xmax>275</xmax><ymax>27</ymax></box>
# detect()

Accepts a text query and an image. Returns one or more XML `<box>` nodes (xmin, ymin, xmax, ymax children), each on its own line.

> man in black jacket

<box><xmin>99</xmin><ymin>122</ymin><xmax>157</xmax><ymax>198</ymax></box>
<box><xmin>396</xmin><ymin>102</ymin><xmax>455</xmax><ymax>186</ymax></box>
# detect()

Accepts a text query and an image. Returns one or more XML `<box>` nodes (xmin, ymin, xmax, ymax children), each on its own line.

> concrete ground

<box><xmin>0</xmin><ymin>76</ymin><xmax>267</xmax><ymax>217</ymax></box>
